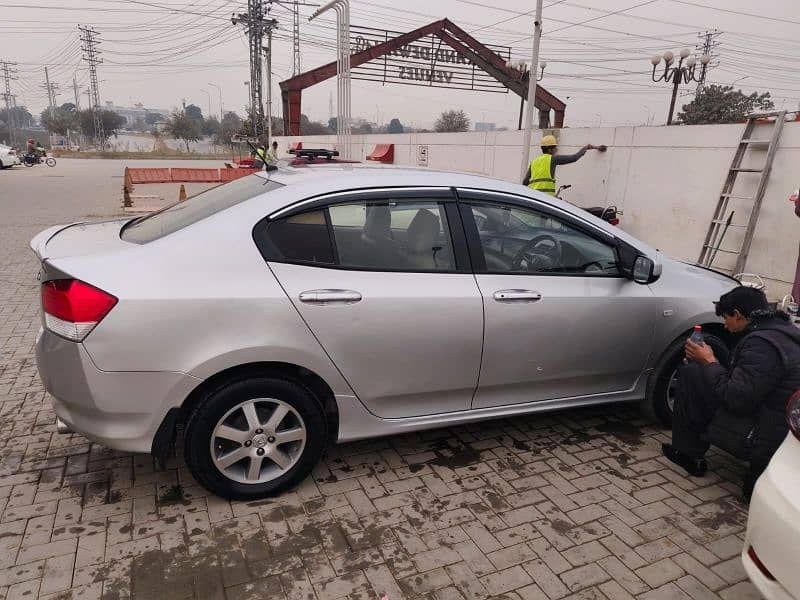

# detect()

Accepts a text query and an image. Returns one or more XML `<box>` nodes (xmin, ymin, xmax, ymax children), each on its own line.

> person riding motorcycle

<box><xmin>523</xmin><ymin>135</ymin><xmax>607</xmax><ymax>195</ymax></box>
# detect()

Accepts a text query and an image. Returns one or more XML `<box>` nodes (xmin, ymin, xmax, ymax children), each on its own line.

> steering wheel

<box><xmin>511</xmin><ymin>234</ymin><xmax>562</xmax><ymax>272</ymax></box>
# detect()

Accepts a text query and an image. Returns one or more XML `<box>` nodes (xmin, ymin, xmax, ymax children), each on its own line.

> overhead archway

<box><xmin>279</xmin><ymin>18</ymin><xmax>566</xmax><ymax>135</ymax></box>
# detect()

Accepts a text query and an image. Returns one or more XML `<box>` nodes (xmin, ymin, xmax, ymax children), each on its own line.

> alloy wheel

<box><xmin>210</xmin><ymin>398</ymin><xmax>306</xmax><ymax>484</ymax></box>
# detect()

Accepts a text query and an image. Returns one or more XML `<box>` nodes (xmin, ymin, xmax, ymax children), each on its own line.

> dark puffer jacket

<box><xmin>703</xmin><ymin>310</ymin><xmax>800</xmax><ymax>469</ymax></box>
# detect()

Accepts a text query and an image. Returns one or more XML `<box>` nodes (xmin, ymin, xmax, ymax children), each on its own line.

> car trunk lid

<box><xmin>30</xmin><ymin>219</ymin><xmax>132</xmax><ymax>261</ymax></box>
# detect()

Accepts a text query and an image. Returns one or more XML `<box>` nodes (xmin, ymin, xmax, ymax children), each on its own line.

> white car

<box><xmin>0</xmin><ymin>143</ymin><xmax>21</xmax><ymax>169</ymax></box>
<box><xmin>742</xmin><ymin>390</ymin><xmax>800</xmax><ymax>600</ymax></box>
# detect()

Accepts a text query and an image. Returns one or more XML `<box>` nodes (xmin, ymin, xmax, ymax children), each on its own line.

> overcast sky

<box><xmin>1</xmin><ymin>0</ymin><xmax>798</xmax><ymax>129</ymax></box>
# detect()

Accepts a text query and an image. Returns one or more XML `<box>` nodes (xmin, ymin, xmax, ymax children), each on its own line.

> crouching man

<box><xmin>663</xmin><ymin>286</ymin><xmax>800</xmax><ymax>500</ymax></box>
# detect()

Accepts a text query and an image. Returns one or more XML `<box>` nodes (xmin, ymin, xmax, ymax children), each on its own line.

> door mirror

<box><xmin>633</xmin><ymin>255</ymin><xmax>660</xmax><ymax>284</ymax></box>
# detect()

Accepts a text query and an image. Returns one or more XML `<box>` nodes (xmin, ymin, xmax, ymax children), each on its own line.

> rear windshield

<box><xmin>121</xmin><ymin>176</ymin><xmax>282</xmax><ymax>244</ymax></box>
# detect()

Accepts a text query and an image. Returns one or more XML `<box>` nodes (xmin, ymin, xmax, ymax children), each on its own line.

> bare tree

<box><xmin>434</xmin><ymin>109</ymin><xmax>470</xmax><ymax>133</ymax></box>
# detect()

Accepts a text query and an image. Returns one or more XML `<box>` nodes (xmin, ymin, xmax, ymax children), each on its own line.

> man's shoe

<box><xmin>662</xmin><ymin>443</ymin><xmax>708</xmax><ymax>477</ymax></box>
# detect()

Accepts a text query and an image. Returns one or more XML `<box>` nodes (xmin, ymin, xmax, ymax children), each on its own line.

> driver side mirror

<box><xmin>633</xmin><ymin>255</ymin><xmax>660</xmax><ymax>284</ymax></box>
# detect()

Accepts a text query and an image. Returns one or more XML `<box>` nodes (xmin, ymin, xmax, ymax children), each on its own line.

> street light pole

<box><xmin>519</xmin><ymin>0</ymin><xmax>544</xmax><ymax>181</ymax></box>
<box><xmin>200</xmin><ymin>88</ymin><xmax>211</xmax><ymax>119</ymax></box>
<box><xmin>651</xmin><ymin>49</ymin><xmax>710</xmax><ymax>125</ymax></box>
<box><xmin>208</xmin><ymin>82</ymin><xmax>223</xmax><ymax>122</ymax></box>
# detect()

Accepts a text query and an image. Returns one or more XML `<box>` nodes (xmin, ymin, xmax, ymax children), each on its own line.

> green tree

<box><xmin>41</xmin><ymin>108</ymin><xmax>77</xmax><ymax>136</ymax></box>
<box><xmin>678</xmin><ymin>85</ymin><xmax>775</xmax><ymax>125</ymax></box>
<box><xmin>300</xmin><ymin>113</ymin><xmax>329</xmax><ymax>135</ymax></box>
<box><xmin>131</xmin><ymin>118</ymin><xmax>149</xmax><ymax>133</ymax></box>
<box><xmin>185</xmin><ymin>103</ymin><xmax>203</xmax><ymax>125</ymax></box>
<box><xmin>216</xmin><ymin>111</ymin><xmax>243</xmax><ymax>147</ymax></box>
<box><xmin>387</xmin><ymin>118</ymin><xmax>404</xmax><ymax>133</ymax></box>
<box><xmin>145</xmin><ymin>112</ymin><xmax>164</xmax><ymax>125</ymax></box>
<box><xmin>165</xmin><ymin>110</ymin><xmax>201</xmax><ymax>152</ymax></box>
<box><xmin>77</xmin><ymin>109</ymin><xmax>126</xmax><ymax>143</ymax></box>
<box><xmin>202</xmin><ymin>115</ymin><xmax>220</xmax><ymax>137</ymax></box>
<box><xmin>434</xmin><ymin>109</ymin><xmax>470</xmax><ymax>132</ymax></box>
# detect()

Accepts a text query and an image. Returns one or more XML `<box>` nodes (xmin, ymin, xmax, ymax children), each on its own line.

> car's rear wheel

<box><xmin>643</xmin><ymin>332</ymin><xmax>729</xmax><ymax>427</ymax></box>
<box><xmin>184</xmin><ymin>376</ymin><xmax>326</xmax><ymax>500</ymax></box>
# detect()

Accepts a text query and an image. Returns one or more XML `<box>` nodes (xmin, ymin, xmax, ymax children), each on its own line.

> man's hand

<box><xmin>685</xmin><ymin>339</ymin><xmax>717</xmax><ymax>365</ymax></box>
<box><xmin>585</xmin><ymin>144</ymin><xmax>608</xmax><ymax>152</ymax></box>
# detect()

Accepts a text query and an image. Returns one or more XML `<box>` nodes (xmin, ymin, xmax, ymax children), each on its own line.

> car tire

<box><xmin>643</xmin><ymin>332</ymin><xmax>729</xmax><ymax>427</ymax></box>
<box><xmin>184</xmin><ymin>376</ymin><xmax>326</xmax><ymax>500</ymax></box>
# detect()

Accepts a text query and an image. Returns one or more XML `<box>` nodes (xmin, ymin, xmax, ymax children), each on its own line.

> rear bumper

<box><xmin>35</xmin><ymin>327</ymin><xmax>200</xmax><ymax>453</ymax></box>
<box><xmin>742</xmin><ymin>435</ymin><xmax>800</xmax><ymax>600</ymax></box>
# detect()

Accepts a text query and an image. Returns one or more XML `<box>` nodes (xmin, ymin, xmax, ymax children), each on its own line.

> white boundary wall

<box><xmin>277</xmin><ymin>121</ymin><xmax>800</xmax><ymax>298</ymax></box>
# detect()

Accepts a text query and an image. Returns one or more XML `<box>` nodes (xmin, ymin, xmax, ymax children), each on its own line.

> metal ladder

<box><xmin>698</xmin><ymin>111</ymin><xmax>787</xmax><ymax>272</ymax></box>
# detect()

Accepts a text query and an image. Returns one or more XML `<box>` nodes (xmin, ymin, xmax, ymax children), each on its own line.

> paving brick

<box><xmin>635</xmin><ymin>557</ymin><xmax>685</xmax><ymax>588</ymax></box>
<box><xmin>560</xmin><ymin>563</ymin><xmax>610</xmax><ymax>592</ymax></box>
<box><xmin>522</xmin><ymin>559</ymin><xmax>568</xmax><ymax>599</ymax></box>
<box><xmin>562</xmin><ymin>541</ymin><xmax>609</xmax><ymax>567</ymax></box>
<box><xmin>480</xmin><ymin>565</ymin><xmax>533</xmax><ymax>596</ymax></box>
<box><xmin>711</xmin><ymin>556</ymin><xmax>749</xmax><ymax>585</ymax></box>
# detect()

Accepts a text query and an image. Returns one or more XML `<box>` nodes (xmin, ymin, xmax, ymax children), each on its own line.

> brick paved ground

<box><xmin>0</xmin><ymin>161</ymin><xmax>761</xmax><ymax>599</ymax></box>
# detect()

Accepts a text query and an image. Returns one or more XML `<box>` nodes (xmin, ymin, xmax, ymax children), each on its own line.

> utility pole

<box><xmin>695</xmin><ymin>30</ymin><xmax>721</xmax><ymax>98</ymax></box>
<box><xmin>79</xmin><ymin>25</ymin><xmax>105</xmax><ymax>148</ymax></box>
<box><xmin>519</xmin><ymin>0</ymin><xmax>543</xmax><ymax>181</ymax></box>
<box><xmin>1</xmin><ymin>61</ymin><xmax>18</xmax><ymax>145</ymax></box>
<box><xmin>292</xmin><ymin>0</ymin><xmax>301</xmax><ymax>76</ymax></box>
<box><xmin>266</xmin><ymin>27</ymin><xmax>274</xmax><ymax>143</ymax></box>
<box><xmin>72</xmin><ymin>75</ymin><xmax>81</xmax><ymax>110</ymax></box>
<box><xmin>232</xmin><ymin>0</ymin><xmax>277</xmax><ymax>143</ymax></box>
<box><xmin>43</xmin><ymin>67</ymin><xmax>59</xmax><ymax>117</ymax></box>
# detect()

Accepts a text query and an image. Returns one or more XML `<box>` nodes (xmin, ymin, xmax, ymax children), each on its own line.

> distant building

<box><xmin>474</xmin><ymin>122</ymin><xmax>496</xmax><ymax>132</ymax></box>
<box><xmin>103</xmin><ymin>101</ymin><xmax>169</xmax><ymax>126</ymax></box>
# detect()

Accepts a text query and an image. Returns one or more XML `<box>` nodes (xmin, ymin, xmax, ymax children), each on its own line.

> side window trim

<box><xmin>455</xmin><ymin>187</ymin><xmax>616</xmax><ymax>244</ymax></box>
<box><xmin>257</xmin><ymin>188</ymin><xmax>473</xmax><ymax>274</ymax></box>
<box><xmin>268</xmin><ymin>186</ymin><xmax>455</xmax><ymax>221</ymax></box>
<box><xmin>456</xmin><ymin>195</ymin><xmax>623</xmax><ymax>278</ymax></box>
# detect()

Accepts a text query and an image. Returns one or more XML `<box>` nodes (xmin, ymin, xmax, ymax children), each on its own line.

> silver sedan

<box><xmin>31</xmin><ymin>166</ymin><xmax>736</xmax><ymax>499</ymax></box>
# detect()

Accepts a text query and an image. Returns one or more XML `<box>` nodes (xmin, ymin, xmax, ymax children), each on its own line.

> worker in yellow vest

<box><xmin>523</xmin><ymin>135</ymin><xmax>607</xmax><ymax>195</ymax></box>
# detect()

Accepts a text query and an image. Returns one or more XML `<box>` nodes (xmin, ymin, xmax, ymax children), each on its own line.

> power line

<box><xmin>668</xmin><ymin>0</ymin><xmax>800</xmax><ymax>26</ymax></box>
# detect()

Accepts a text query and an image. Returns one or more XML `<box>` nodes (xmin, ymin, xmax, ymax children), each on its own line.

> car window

<box><xmin>122</xmin><ymin>176</ymin><xmax>281</xmax><ymax>244</ymax></box>
<box><xmin>469</xmin><ymin>203</ymin><xmax>620</xmax><ymax>276</ymax></box>
<box><xmin>262</xmin><ymin>209</ymin><xmax>335</xmax><ymax>265</ymax></box>
<box><xmin>328</xmin><ymin>201</ymin><xmax>455</xmax><ymax>271</ymax></box>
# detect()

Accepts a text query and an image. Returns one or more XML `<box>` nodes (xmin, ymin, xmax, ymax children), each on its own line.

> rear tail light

<box><xmin>787</xmin><ymin>390</ymin><xmax>800</xmax><ymax>441</ymax></box>
<box><xmin>41</xmin><ymin>279</ymin><xmax>117</xmax><ymax>342</ymax></box>
<box><xmin>747</xmin><ymin>546</ymin><xmax>776</xmax><ymax>581</ymax></box>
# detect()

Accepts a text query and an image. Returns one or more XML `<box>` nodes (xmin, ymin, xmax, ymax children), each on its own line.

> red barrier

<box><xmin>170</xmin><ymin>168</ymin><xmax>220</xmax><ymax>183</ymax></box>
<box><xmin>127</xmin><ymin>168</ymin><xmax>171</xmax><ymax>184</ymax></box>
<box><xmin>366</xmin><ymin>143</ymin><xmax>394</xmax><ymax>163</ymax></box>
<box><xmin>220</xmin><ymin>168</ymin><xmax>259</xmax><ymax>182</ymax></box>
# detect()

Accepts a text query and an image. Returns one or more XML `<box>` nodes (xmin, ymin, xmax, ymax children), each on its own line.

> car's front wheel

<box><xmin>184</xmin><ymin>376</ymin><xmax>326</xmax><ymax>500</ymax></box>
<box><xmin>643</xmin><ymin>332</ymin><xmax>729</xmax><ymax>427</ymax></box>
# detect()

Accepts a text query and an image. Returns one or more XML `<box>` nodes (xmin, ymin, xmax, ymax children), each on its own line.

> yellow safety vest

<box><xmin>256</xmin><ymin>147</ymin><xmax>267</xmax><ymax>161</ymax></box>
<box><xmin>528</xmin><ymin>153</ymin><xmax>556</xmax><ymax>196</ymax></box>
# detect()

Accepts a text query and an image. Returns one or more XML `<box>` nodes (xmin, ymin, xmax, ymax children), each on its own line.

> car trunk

<box><xmin>30</xmin><ymin>219</ymin><xmax>132</xmax><ymax>262</ymax></box>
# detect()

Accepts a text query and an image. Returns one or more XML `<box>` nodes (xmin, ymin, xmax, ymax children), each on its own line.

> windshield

<box><xmin>121</xmin><ymin>176</ymin><xmax>282</xmax><ymax>244</ymax></box>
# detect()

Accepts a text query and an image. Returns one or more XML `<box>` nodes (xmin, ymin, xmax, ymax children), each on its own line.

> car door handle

<box><xmin>299</xmin><ymin>289</ymin><xmax>362</xmax><ymax>304</ymax></box>
<box><xmin>493</xmin><ymin>289</ymin><xmax>543</xmax><ymax>302</ymax></box>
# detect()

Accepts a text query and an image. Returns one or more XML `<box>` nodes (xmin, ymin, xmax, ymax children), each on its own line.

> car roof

<box><xmin>245</xmin><ymin>162</ymin><xmax>657</xmax><ymax>257</ymax></box>
<box><xmin>258</xmin><ymin>162</ymin><xmax>527</xmax><ymax>195</ymax></box>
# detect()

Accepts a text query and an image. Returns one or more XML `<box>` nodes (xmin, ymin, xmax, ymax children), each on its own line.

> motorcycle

<box><xmin>23</xmin><ymin>152</ymin><xmax>56</xmax><ymax>168</ymax></box>
<box><xmin>555</xmin><ymin>184</ymin><xmax>621</xmax><ymax>226</ymax></box>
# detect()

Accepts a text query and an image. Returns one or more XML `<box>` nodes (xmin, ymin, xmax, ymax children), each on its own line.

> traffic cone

<box><xmin>178</xmin><ymin>184</ymin><xmax>187</xmax><ymax>202</ymax></box>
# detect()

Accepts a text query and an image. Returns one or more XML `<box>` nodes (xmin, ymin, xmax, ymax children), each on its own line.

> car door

<box><xmin>457</xmin><ymin>189</ymin><xmax>656</xmax><ymax>409</ymax></box>
<box><xmin>255</xmin><ymin>188</ymin><xmax>484</xmax><ymax>419</ymax></box>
